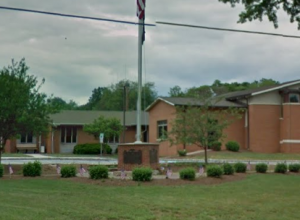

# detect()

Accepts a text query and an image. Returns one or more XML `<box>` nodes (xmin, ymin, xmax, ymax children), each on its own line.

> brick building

<box><xmin>5</xmin><ymin>110</ymin><xmax>149</xmax><ymax>154</ymax></box>
<box><xmin>146</xmin><ymin>80</ymin><xmax>300</xmax><ymax>156</ymax></box>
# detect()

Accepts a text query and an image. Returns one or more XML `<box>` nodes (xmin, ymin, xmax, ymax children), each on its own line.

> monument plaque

<box><xmin>123</xmin><ymin>149</ymin><xmax>142</xmax><ymax>164</ymax></box>
<box><xmin>150</xmin><ymin>148</ymin><xmax>158</xmax><ymax>164</ymax></box>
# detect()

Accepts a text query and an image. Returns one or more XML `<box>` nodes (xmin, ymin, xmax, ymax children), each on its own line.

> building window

<box><xmin>20</xmin><ymin>133</ymin><xmax>33</xmax><ymax>143</ymax></box>
<box><xmin>61</xmin><ymin>127</ymin><xmax>77</xmax><ymax>143</ymax></box>
<box><xmin>157</xmin><ymin>120</ymin><xmax>167</xmax><ymax>139</ymax></box>
<box><xmin>289</xmin><ymin>93</ymin><xmax>300</xmax><ymax>103</ymax></box>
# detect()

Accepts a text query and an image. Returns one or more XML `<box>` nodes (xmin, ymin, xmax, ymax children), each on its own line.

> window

<box><xmin>20</xmin><ymin>133</ymin><xmax>33</xmax><ymax>143</ymax></box>
<box><xmin>61</xmin><ymin>127</ymin><xmax>77</xmax><ymax>143</ymax></box>
<box><xmin>289</xmin><ymin>93</ymin><xmax>300</xmax><ymax>103</ymax></box>
<box><xmin>157</xmin><ymin>120</ymin><xmax>167</xmax><ymax>139</ymax></box>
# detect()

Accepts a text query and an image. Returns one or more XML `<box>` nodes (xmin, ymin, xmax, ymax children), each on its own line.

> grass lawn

<box><xmin>2</xmin><ymin>153</ymin><xmax>31</xmax><ymax>158</ymax></box>
<box><xmin>0</xmin><ymin>174</ymin><xmax>300</xmax><ymax>220</ymax></box>
<box><xmin>188</xmin><ymin>151</ymin><xmax>300</xmax><ymax>161</ymax></box>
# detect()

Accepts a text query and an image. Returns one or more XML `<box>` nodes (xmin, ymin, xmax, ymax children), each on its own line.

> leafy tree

<box><xmin>83</xmin><ymin>116</ymin><xmax>123</xmax><ymax>142</ymax></box>
<box><xmin>219</xmin><ymin>0</ymin><xmax>300</xmax><ymax>29</ymax></box>
<box><xmin>47</xmin><ymin>97</ymin><xmax>78</xmax><ymax>111</ymax></box>
<box><xmin>0</xmin><ymin>59</ymin><xmax>51</xmax><ymax>162</ymax></box>
<box><xmin>168</xmin><ymin>98</ymin><xmax>243</xmax><ymax>164</ymax></box>
<box><xmin>169</xmin><ymin>85</ymin><xmax>185</xmax><ymax>97</ymax></box>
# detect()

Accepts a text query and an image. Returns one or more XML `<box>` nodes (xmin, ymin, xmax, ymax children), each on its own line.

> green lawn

<box><xmin>189</xmin><ymin>151</ymin><xmax>300</xmax><ymax>161</ymax></box>
<box><xmin>2</xmin><ymin>153</ymin><xmax>31</xmax><ymax>157</ymax></box>
<box><xmin>0</xmin><ymin>174</ymin><xmax>300</xmax><ymax>220</ymax></box>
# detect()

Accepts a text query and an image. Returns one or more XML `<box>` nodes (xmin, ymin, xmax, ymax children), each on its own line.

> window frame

<box><xmin>157</xmin><ymin>120</ymin><xmax>168</xmax><ymax>140</ymax></box>
<box><xmin>289</xmin><ymin>93</ymin><xmax>300</xmax><ymax>103</ymax></box>
<box><xmin>60</xmin><ymin>126</ymin><xmax>77</xmax><ymax>144</ymax></box>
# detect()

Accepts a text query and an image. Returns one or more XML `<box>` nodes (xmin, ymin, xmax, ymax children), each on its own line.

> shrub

<box><xmin>132</xmin><ymin>167</ymin><xmax>152</xmax><ymax>182</ymax></box>
<box><xmin>289</xmin><ymin>163</ymin><xmax>300</xmax><ymax>172</ymax></box>
<box><xmin>61</xmin><ymin>165</ymin><xmax>76</xmax><ymax>178</ymax></box>
<box><xmin>0</xmin><ymin>164</ymin><xmax>3</xmax><ymax>177</ymax></box>
<box><xmin>275</xmin><ymin>163</ymin><xmax>288</xmax><ymax>174</ymax></box>
<box><xmin>234</xmin><ymin>162</ymin><xmax>247</xmax><ymax>173</ymax></box>
<box><xmin>89</xmin><ymin>165</ymin><xmax>109</xmax><ymax>179</ymax></box>
<box><xmin>177</xmin><ymin>149</ymin><xmax>187</xmax><ymax>156</ymax></box>
<box><xmin>73</xmin><ymin>143</ymin><xmax>112</xmax><ymax>155</ymax></box>
<box><xmin>223</xmin><ymin>163</ymin><xmax>234</xmax><ymax>175</ymax></box>
<box><xmin>211</xmin><ymin>142</ymin><xmax>222</xmax><ymax>151</ymax></box>
<box><xmin>225</xmin><ymin>141</ymin><xmax>240</xmax><ymax>152</ymax></box>
<box><xmin>207</xmin><ymin>165</ymin><xmax>223</xmax><ymax>178</ymax></box>
<box><xmin>179</xmin><ymin>167</ymin><xmax>196</xmax><ymax>180</ymax></box>
<box><xmin>255</xmin><ymin>163</ymin><xmax>268</xmax><ymax>173</ymax></box>
<box><xmin>23</xmin><ymin>161</ymin><xmax>42</xmax><ymax>177</ymax></box>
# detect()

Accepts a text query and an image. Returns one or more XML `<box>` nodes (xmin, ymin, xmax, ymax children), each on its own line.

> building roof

<box><xmin>146</xmin><ymin>79</ymin><xmax>300</xmax><ymax>111</ymax></box>
<box><xmin>50</xmin><ymin>110</ymin><xmax>148</xmax><ymax>126</ymax></box>
<box><xmin>224</xmin><ymin>79</ymin><xmax>300</xmax><ymax>101</ymax></box>
<box><xmin>145</xmin><ymin>96</ymin><xmax>246</xmax><ymax>111</ymax></box>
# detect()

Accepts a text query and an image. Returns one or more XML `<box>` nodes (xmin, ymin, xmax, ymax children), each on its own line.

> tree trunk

<box><xmin>204</xmin><ymin>146</ymin><xmax>208</xmax><ymax>164</ymax></box>
<box><xmin>0</xmin><ymin>147</ymin><xmax>2</xmax><ymax>165</ymax></box>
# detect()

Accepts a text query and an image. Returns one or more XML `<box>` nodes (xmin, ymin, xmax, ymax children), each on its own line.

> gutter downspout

<box><xmin>246</xmin><ymin>98</ymin><xmax>250</xmax><ymax>150</ymax></box>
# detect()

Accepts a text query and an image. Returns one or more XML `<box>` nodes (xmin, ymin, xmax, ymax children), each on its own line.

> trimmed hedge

<box><xmin>289</xmin><ymin>163</ymin><xmax>300</xmax><ymax>172</ymax></box>
<box><xmin>225</xmin><ymin>141</ymin><xmax>240</xmax><ymax>152</ymax></box>
<box><xmin>132</xmin><ymin>167</ymin><xmax>152</xmax><ymax>182</ymax></box>
<box><xmin>211</xmin><ymin>142</ymin><xmax>222</xmax><ymax>151</ymax></box>
<box><xmin>177</xmin><ymin>149</ymin><xmax>187</xmax><ymax>156</ymax></box>
<box><xmin>275</xmin><ymin>163</ymin><xmax>288</xmax><ymax>174</ymax></box>
<box><xmin>234</xmin><ymin>162</ymin><xmax>247</xmax><ymax>173</ymax></box>
<box><xmin>89</xmin><ymin>165</ymin><xmax>109</xmax><ymax>179</ymax></box>
<box><xmin>73</xmin><ymin>143</ymin><xmax>112</xmax><ymax>154</ymax></box>
<box><xmin>0</xmin><ymin>164</ymin><xmax>3</xmax><ymax>177</ymax></box>
<box><xmin>207</xmin><ymin>165</ymin><xmax>223</xmax><ymax>178</ymax></box>
<box><xmin>223</xmin><ymin>163</ymin><xmax>234</xmax><ymax>175</ymax></box>
<box><xmin>179</xmin><ymin>167</ymin><xmax>196</xmax><ymax>180</ymax></box>
<box><xmin>23</xmin><ymin>161</ymin><xmax>42</xmax><ymax>177</ymax></box>
<box><xmin>255</xmin><ymin>163</ymin><xmax>268</xmax><ymax>173</ymax></box>
<box><xmin>61</xmin><ymin>165</ymin><xmax>76</xmax><ymax>178</ymax></box>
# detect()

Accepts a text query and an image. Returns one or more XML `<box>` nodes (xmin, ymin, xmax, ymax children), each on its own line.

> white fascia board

<box><xmin>252</xmin><ymin>81</ymin><xmax>300</xmax><ymax>96</ymax></box>
<box><xmin>280</xmin><ymin>140</ymin><xmax>300</xmax><ymax>144</ymax></box>
<box><xmin>145</xmin><ymin>97</ymin><xmax>175</xmax><ymax>111</ymax></box>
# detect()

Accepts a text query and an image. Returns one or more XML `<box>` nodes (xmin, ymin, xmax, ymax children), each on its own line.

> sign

<box><xmin>99</xmin><ymin>133</ymin><xmax>104</xmax><ymax>143</ymax></box>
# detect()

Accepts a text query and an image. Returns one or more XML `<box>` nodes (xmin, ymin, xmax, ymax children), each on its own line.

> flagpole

<box><xmin>136</xmin><ymin>16</ymin><xmax>143</xmax><ymax>143</ymax></box>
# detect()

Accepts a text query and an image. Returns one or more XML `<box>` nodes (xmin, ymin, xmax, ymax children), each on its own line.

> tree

<box><xmin>219</xmin><ymin>0</ymin><xmax>300</xmax><ymax>29</ymax></box>
<box><xmin>83</xmin><ymin>116</ymin><xmax>123</xmax><ymax>143</ymax></box>
<box><xmin>168</xmin><ymin>99</ymin><xmax>243</xmax><ymax>164</ymax></box>
<box><xmin>0</xmin><ymin>59</ymin><xmax>52</xmax><ymax>162</ymax></box>
<box><xmin>168</xmin><ymin>85</ymin><xmax>185</xmax><ymax>97</ymax></box>
<box><xmin>47</xmin><ymin>97</ymin><xmax>78</xmax><ymax>111</ymax></box>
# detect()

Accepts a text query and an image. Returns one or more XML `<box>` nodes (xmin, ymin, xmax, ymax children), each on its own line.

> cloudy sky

<box><xmin>1</xmin><ymin>0</ymin><xmax>300</xmax><ymax>105</ymax></box>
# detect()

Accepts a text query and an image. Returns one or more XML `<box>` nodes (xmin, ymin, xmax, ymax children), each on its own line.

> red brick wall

<box><xmin>248</xmin><ymin>105</ymin><xmax>281</xmax><ymax>153</ymax></box>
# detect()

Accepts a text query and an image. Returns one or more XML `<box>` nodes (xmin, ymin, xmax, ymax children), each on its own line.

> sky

<box><xmin>0</xmin><ymin>0</ymin><xmax>300</xmax><ymax>105</ymax></box>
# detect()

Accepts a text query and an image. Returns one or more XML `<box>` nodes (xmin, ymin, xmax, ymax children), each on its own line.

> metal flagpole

<box><xmin>136</xmin><ymin>2</ymin><xmax>144</xmax><ymax>143</ymax></box>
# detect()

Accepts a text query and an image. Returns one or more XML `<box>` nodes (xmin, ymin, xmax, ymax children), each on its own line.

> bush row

<box><xmin>73</xmin><ymin>143</ymin><xmax>112</xmax><ymax>154</ymax></box>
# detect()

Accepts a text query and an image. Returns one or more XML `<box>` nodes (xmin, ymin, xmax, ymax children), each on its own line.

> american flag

<box><xmin>137</xmin><ymin>0</ymin><xmax>145</xmax><ymax>20</ymax></box>
<box><xmin>56</xmin><ymin>164</ymin><xmax>61</xmax><ymax>175</ymax></box>
<box><xmin>121</xmin><ymin>169</ymin><xmax>126</xmax><ymax>180</ymax></box>
<box><xmin>9</xmin><ymin>164</ymin><xmax>13</xmax><ymax>175</ymax></box>
<box><xmin>80</xmin><ymin>165</ymin><xmax>86</xmax><ymax>177</ymax></box>
<box><xmin>166</xmin><ymin>167</ymin><xmax>172</xmax><ymax>179</ymax></box>
<box><xmin>247</xmin><ymin>162</ymin><xmax>251</xmax><ymax>171</ymax></box>
<box><xmin>137</xmin><ymin>0</ymin><xmax>146</xmax><ymax>44</ymax></box>
<box><xmin>199</xmin><ymin>165</ymin><xmax>204</xmax><ymax>175</ymax></box>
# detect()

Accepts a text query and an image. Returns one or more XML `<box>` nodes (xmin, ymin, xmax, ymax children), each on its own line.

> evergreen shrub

<box><xmin>73</xmin><ymin>143</ymin><xmax>112</xmax><ymax>154</ymax></box>
<box><xmin>0</xmin><ymin>164</ymin><xmax>3</xmax><ymax>177</ymax></box>
<box><xmin>61</xmin><ymin>165</ymin><xmax>76</xmax><ymax>178</ymax></box>
<box><xmin>223</xmin><ymin>163</ymin><xmax>234</xmax><ymax>175</ymax></box>
<box><xmin>275</xmin><ymin>163</ymin><xmax>288</xmax><ymax>174</ymax></box>
<box><xmin>89</xmin><ymin>165</ymin><xmax>108</xmax><ymax>179</ymax></box>
<box><xmin>207</xmin><ymin>165</ymin><xmax>223</xmax><ymax>178</ymax></box>
<box><xmin>179</xmin><ymin>167</ymin><xmax>196</xmax><ymax>180</ymax></box>
<box><xmin>177</xmin><ymin>149</ymin><xmax>187</xmax><ymax>156</ymax></box>
<box><xmin>132</xmin><ymin>167</ymin><xmax>152</xmax><ymax>182</ymax></box>
<box><xmin>23</xmin><ymin>161</ymin><xmax>42</xmax><ymax>177</ymax></box>
<box><xmin>225</xmin><ymin>141</ymin><xmax>240</xmax><ymax>152</ymax></box>
<box><xmin>234</xmin><ymin>162</ymin><xmax>247</xmax><ymax>173</ymax></box>
<box><xmin>289</xmin><ymin>163</ymin><xmax>300</xmax><ymax>172</ymax></box>
<box><xmin>255</xmin><ymin>163</ymin><xmax>268</xmax><ymax>173</ymax></box>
